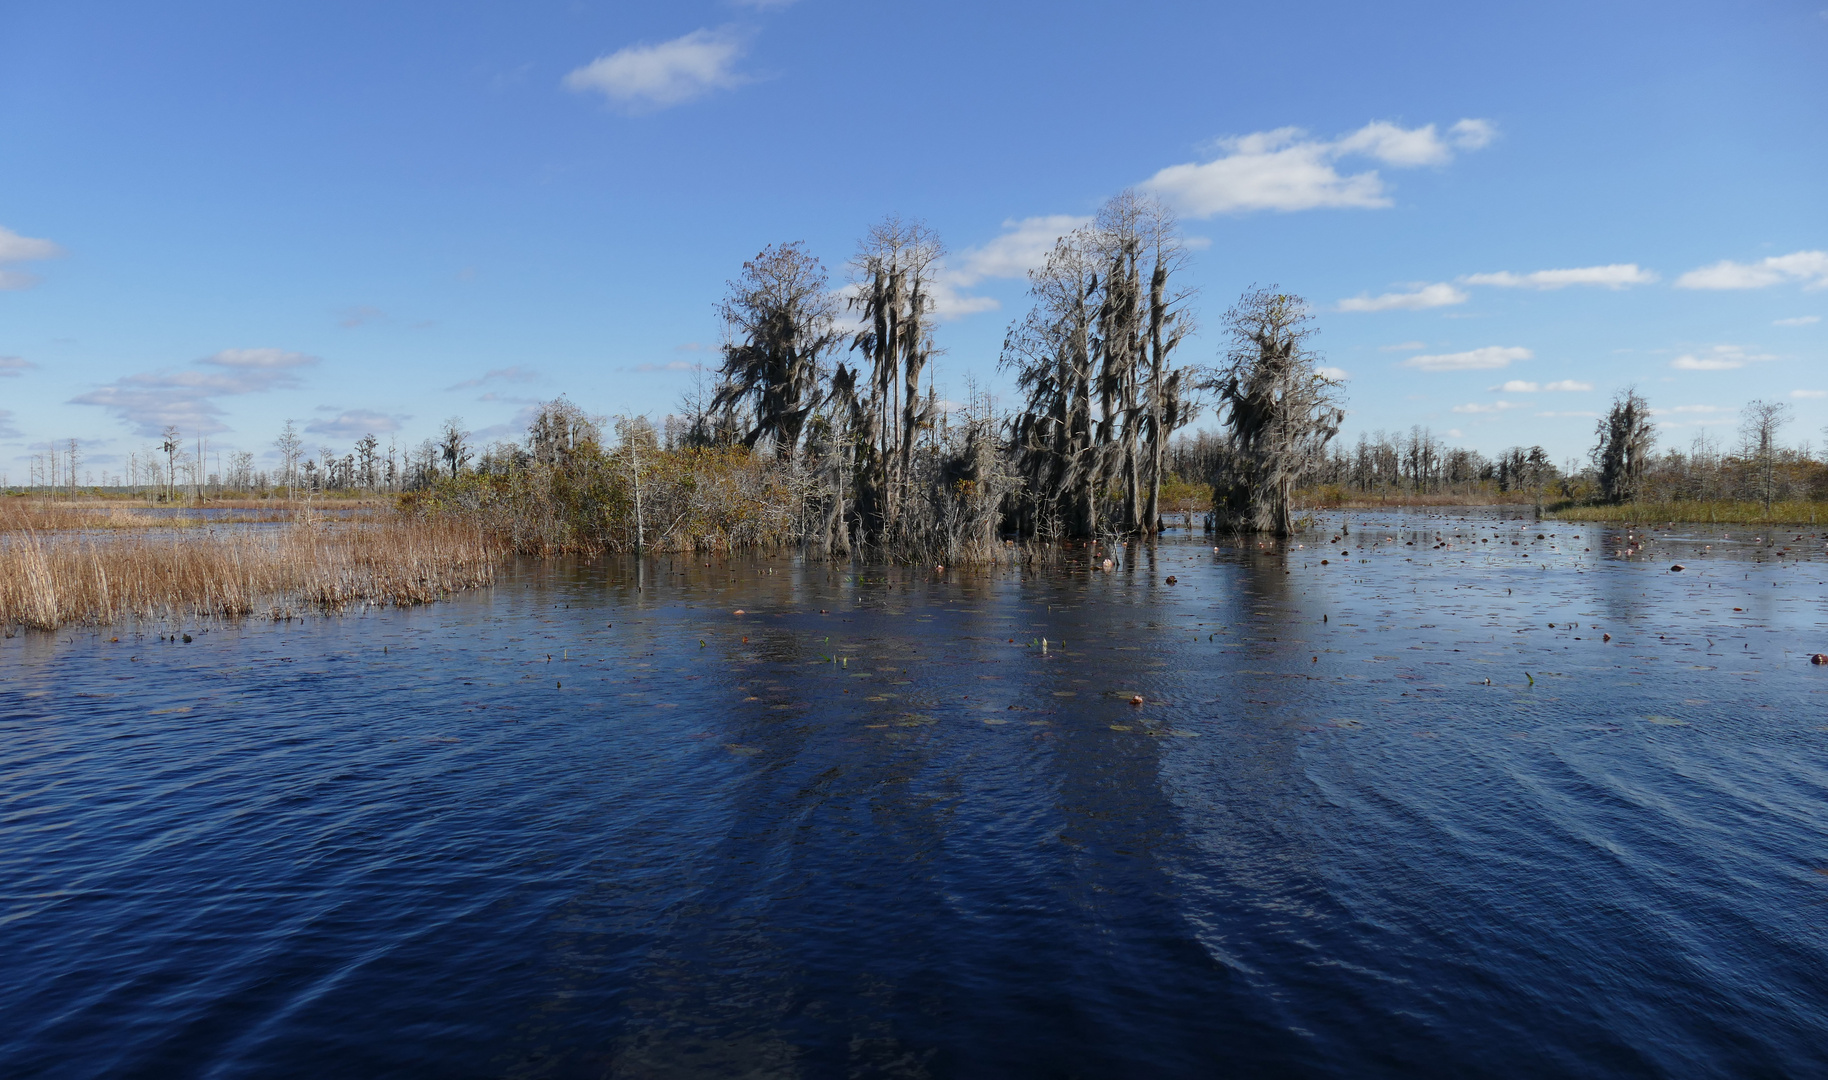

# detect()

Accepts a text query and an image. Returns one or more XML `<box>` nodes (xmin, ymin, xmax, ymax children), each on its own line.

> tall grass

<box><xmin>1548</xmin><ymin>499</ymin><xmax>1828</xmax><ymax>525</ymax></box>
<box><xmin>1</xmin><ymin>519</ymin><xmax>502</xmax><ymax>631</ymax></box>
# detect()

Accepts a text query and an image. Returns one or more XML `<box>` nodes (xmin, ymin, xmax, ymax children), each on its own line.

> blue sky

<box><xmin>2</xmin><ymin>0</ymin><xmax>1825</xmax><ymax>480</ymax></box>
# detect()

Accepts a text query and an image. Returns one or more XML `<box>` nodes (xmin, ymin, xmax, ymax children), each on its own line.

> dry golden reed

<box><xmin>1</xmin><ymin>519</ymin><xmax>502</xmax><ymax>631</ymax></box>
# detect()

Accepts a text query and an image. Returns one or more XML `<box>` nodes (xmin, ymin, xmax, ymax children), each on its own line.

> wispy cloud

<box><xmin>1462</xmin><ymin>264</ymin><xmax>1657</xmax><ymax>289</ymax></box>
<box><xmin>1535</xmin><ymin>410</ymin><xmax>1598</xmax><ymax>418</ymax></box>
<box><xmin>628</xmin><ymin>360</ymin><xmax>702</xmax><ymax>373</ymax></box>
<box><xmin>339</xmin><ymin>305</ymin><xmax>386</xmax><ymax>328</ymax></box>
<box><xmin>1675</xmin><ymin>250</ymin><xmax>1828</xmax><ymax>290</ymax></box>
<box><xmin>1451</xmin><ymin>400</ymin><xmax>1524</xmax><ymax>414</ymax></box>
<box><xmin>0</xmin><ymin>356</ymin><xmax>38</xmax><ymax>377</ymax></box>
<box><xmin>1143</xmin><ymin>118</ymin><xmax>1494</xmax><ymax>217</ymax></box>
<box><xmin>1774</xmin><ymin>315</ymin><xmax>1820</xmax><ymax>326</ymax></box>
<box><xmin>1379</xmin><ymin>340</ymin><xmax>1426</xmax><ymax>352</ymax></box>
<box><xmin>472</xmin><ymin>404</ymin><xmax>544</xmax><ymax>443</ymax></box>
<box><xmin>1402</xmin><ymin>345</ymin><xmax>1532</xmax><ymax>372</ymax></box>
<box><xmin>0</xmin><ymin>224</ymin><xmax>63</xmax><ymax>290</ymax></box>
<box><xmin>446</xmin><ymin>365</ymin><xmax>540</xmax><ymax>391</ymax></box>
<box><xmin>1493</xmin><ymin>378</ymin><xmax>1592</xmax><ymax>392</ymax></box>
<box><xmin>1792</xmin><ymin>389</ymin><xmax>1827</xmax><ymax>399</ymax></box>
<box><xmin>1668</xmin><ymin>344</ymin><xmax>1773</xmax><ymax>371</ymax></box>
<box><xmin>1338</xmin><ymin>282</ymin><xmax>1466</xmax><ymax>312</ymax></box>
<box><xmin>1316</xmin><ymin>366</ymin><xmax>1349</xmax><ymax>381</ymax></box>
<box><xmin>305</xmin><ymin>409</ymin><xmax>404</xmax><ymax>438</ymax></box>
<box><xmin>950</xmin><ymin>215</ymin><xmax>1092</xmax><ymax>286</ymax></box>
<box><xmin>70</xmin><ymin>348</ymin><xmax>320</xmax><ymax>436</ymax></box>
<box><xmin>563</xmin><ymin>27</ymin><xmax>749</xmax><ymax>112</ymax></box>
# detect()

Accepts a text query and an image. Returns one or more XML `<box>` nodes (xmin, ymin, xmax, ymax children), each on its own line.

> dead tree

<box><xmin>1740</xmin><ymin>399</ymin><xmax>1790</xmax><ymax>515</ymax></box>
<box><xmin>1211</xmin><ymin>288</ymin><xmax>1343</xmax><ymax>535</ymax></box>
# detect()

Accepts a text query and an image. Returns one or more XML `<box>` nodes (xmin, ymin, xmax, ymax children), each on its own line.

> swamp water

<box><xmin>4</xmin><ymin>510</ymin><xmax>1828</xmax><ymax>1078</ymax></box>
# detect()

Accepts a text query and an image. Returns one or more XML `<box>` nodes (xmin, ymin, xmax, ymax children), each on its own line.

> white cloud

<box><xmin>1774</xmin><ymin>315</ymin><xmax>1820</xmax><ymax>326</ymax></box>
<box><xmin>1668</xmin><ymin>344</ymin><xmax>1774</xmax><ymax>371</ymax></box>
<box><xmin>0</xmin><ymin>356</ymin><xmax>37</xmax><ymax>377</ymax></box>
<box><xmin>926</xmin><ymin>279</ymin><xmax>1002</xmax><ymax>321</ymax></box>
<box><xmin>1338</xmin><ymin>283</ymin><xmax>1467</xmax><ymax>312</ymax></box>
<box><xmin>1448</xmin><ymin>118</ymin><xmax>1497</xmax><ymax>151</ymax></box>
<box><xmin>0</xmin><ymin>225</ymin><xmax>61</xmax><ymax>263</ymax></box>
<box><xmin>628</xmin><ymin>360</ymin><xmax>701</xmax><ymax>373</ymax></box>
<box><xmin>951</xmin><ymin>215</ymin><xmax>1091</xmax><ymax>286</ymax></box>
<box><xmin>1142</xmin><ymin>118</ymin><xmax>1495</xmax><ymax>217</ymax></box>
<box><xmin>447</xmin><ymin>365</ymin><xmax>540</xmax><ymax>391</ymax></box>
<box><xmin>1316</xmin><ymin>366</ymin><xmax>1349</xmax><ymax>381</ymax></box>
<box><xmin>1499</xmin><ymin>378</ymin><xmax>1591</xmax><ymax>392</ymax></box>
<box><xmin>1403</xmin><ymin>345</ymin><xmax>1532</xmax><ymax>372</ymax></box>
<box><xmin>1535</xmin><ymin>410</ymin><xmax>1598</xmax><ymax>418</ymax></box>
<box><xmin>70</xmin><ymin>348</ymin><xmax>320</xmax><ymax>436</ymax></box>
<box><xmin>1675</xmin><ymin>250</ymin><xmax>1828</xmax><ymax>291</ymax></box>
<box><xmin>0</xmin><ymin>225</ymin><xmax>62</xmax><ymax>290</ymax></box>
<box><xmin>1379</xmin><ymin>340</ymin><xmax>1426</xmax><ymax>352</ymax></box>
<box><xmin>1462</xmin><ymin>264</ymin><xmax>1657</xmax><ymax>289</ymax></box>
<box><xmin>563</xmin><ymin>28</ymin><xmax>748</xmax><ymax>111</ymax></box>
<box><xmin>1656</xmin><ymin>404</ymin><xmax>1728</xmax><ymax>415</ymax></box>
<box><xmin>305</xmin><ymin>409</ymin><xmax>404</xmax><ymax>437</ymax></box>
<box><xmin>1451</xmin><ymin>400</ymin><xmax>1524</xmax><ymax>414</ymax></box>
<box><xmin>1446</xmin><ymin>428</ymin><xmax>1464</xmax><ymax>438</ymax></box>
<box><xmin>1792</xmin><ymin>389</ymin><xmax>1827</xmax><ymax>399</ymax></box>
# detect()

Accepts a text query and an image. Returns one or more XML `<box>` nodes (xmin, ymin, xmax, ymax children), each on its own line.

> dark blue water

<box><xmin>5</xmin><ymin>512</ymin><xmax>1828</xmax><ymax>1078</ymax></box>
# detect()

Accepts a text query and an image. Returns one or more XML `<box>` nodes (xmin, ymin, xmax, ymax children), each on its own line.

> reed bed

<box><xmin>0</xmin><ymin>498</ymin><xmax>381</xmax><ymax>533</ymax></box>
<box><xmin>1548</xmin><ymin>499</ymin><xmax>1828</xmax><ymax>526</ymax></box>
<box><xmin>1</xmin><ymin>519</ymin><xmax>503</xmax><ymax>631</ymax></box>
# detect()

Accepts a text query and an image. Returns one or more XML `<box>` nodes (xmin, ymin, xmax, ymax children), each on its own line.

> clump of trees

<box><xmin>999</xmin><ymin>193</ymin><xmax>1197</xmax><ymax>540</ymax></box>
<box><xmin>361</xmin><ymin>198</ymin><xmax>1381</xmax><ymax>556</ymax></box>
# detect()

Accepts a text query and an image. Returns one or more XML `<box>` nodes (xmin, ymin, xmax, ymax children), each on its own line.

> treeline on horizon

<box><xmin>14</xmin><ymin>194</ymin><xmax>1828</xmax><ymax>550</ymax></box>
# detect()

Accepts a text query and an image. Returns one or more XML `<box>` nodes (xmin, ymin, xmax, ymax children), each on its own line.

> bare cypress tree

<box><xmin>847</xmin><ymin>216</ymin><xmax>943</xmax><ymax>543</ymax></box>
<box><xmin>1211</xmin><ymin>288</ymin><xmax>1344</xmax><ymax>535</ymax></box>
<box><xmin>1001</xmin><ymin>227</ymin><xmax>1102</xmax><ymax>538</ymax></box>
<box><xmin>1135</xmin><ymin>197</ymin><xmax>1196</xmax><ymax>531</ymax></box>
<box><xmin>274</xmin><ymin>421</ymin><xmax>303</xmax><ymax>494</ymax></box>
<box><xmin>1740</xmin><ymin>399</ymin><xmax>1790</xmax><ymax>515</ymax></box>
<box><xmin>1592</xmin><ymin>387</ymin><xmax>1655</xmax><ymax>503</ymax></box>
<box><xmin>712</xmin><ymin>242</ymin><xmax>841</xmax><ymax>458</ymax></box>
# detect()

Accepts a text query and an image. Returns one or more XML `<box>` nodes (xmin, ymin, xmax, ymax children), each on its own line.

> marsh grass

<box><xmin>1548</xmin><ymin>499</ymin><xmax>1828</xmax><ymax>526</ymax></box>
<box><xmin>0</xmin><ymin>498</ymin><xmax>380</xmax><ymax>533</ymax></box>
<box><xmin>1</xmin><ymin>518</ymin><xmax>502</xmax><ymax>631</ymax></box>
